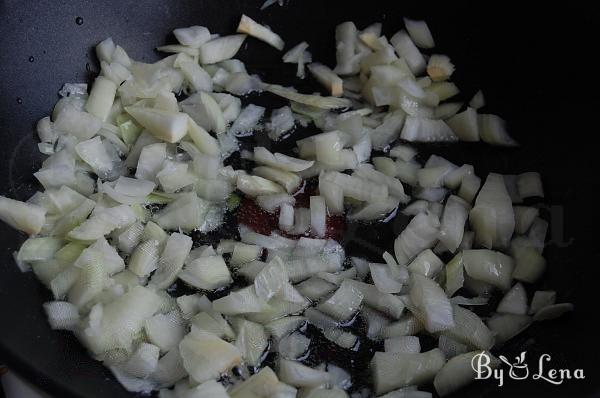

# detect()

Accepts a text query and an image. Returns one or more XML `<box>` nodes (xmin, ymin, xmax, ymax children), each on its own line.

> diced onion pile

<box><xmin>1</xmin><ymin>11</ymin><xmax>572</xmax><ymax>398</ymax></box>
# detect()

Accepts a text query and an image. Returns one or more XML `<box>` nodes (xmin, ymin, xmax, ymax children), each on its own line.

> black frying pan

<box><xmin>1</xmin><ymin>1</ymin><xmax>599</xmax><ymax>397</ymax></box>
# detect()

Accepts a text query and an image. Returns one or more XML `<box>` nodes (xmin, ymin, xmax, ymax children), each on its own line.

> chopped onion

<box><xmin>496</xmin><ymin>282</ymin><xmax>528</xmax><ymax>315</ymax></box>
<box><xmin>85</xmin><ymin>76</ymin><xmax>117</xmax><ymax>122</ymax></box>
<box><xmin>181</xmin><ymin>91</ymin><xmax>226</xmax><ymax>134</ymax></box>
<box><xmin>43</xmin><ymin>301</ymin><xmax>80</xmax><ymax>330</ymax></box>
<box><xmin>533</xmin><ymin>303</ymin><xmax>574</xmax><ymax>321</ymax></box>
<box><xmin>437</xmin><ymin>335</ymin><xmax>469</xmax><ymax>359</ymax></box>
<box><xmin>370</xmin><ymin>263</ymin><xmax>407</xmax><ymax>294</ymax></box>
<box><xmin>441</xmin><ymin>305</ymin><xmax>494</xmax><ymax>350</ymax></box>
<box><xmin>394</xmin><ymin>211</ymin><xmax>440</xmax><ymax>266</ymax></box>
<box><xmin>434</xmin><ymin>351</ymin><xmax>498</xmax><ymax>397</ymax></box>
<box><xmin>446</xmin><ymin>107</ymin><xmax>479</xmax><ymax>142</ymax></box>
<box><xmin>173</xmin><ymin>26</ymin><xmax>211</xmax><ymax>48</ymax></box>
<box><xmin>478</xmin><ymin>114</ymin><xmax>517</xmax><ymax>146</ymax></box>
<box><xmin>409</xmin><ymin>273</ymin><xmax>454</xmax><ymax>333</ymax></box>
<box><xmin>469</xmin><ymin>173</ymin><xmax>515</xmax><ymax>249</ymax></box>
<box><xmin>403</xmin><ymin>18</ymin><xmax>435</xmax><ymax>49</ymax></box>
<box><xmin>234</xmin><ymin>318</ymin><xmax>269</xmax><ymax>367</ymax></box>
<box><xmin>370</xmin><ymin>349</ymin><xmax>445</xmax><ymax>394</ymax></box>
<box><xmin>427</xmin><ymin>55</ymin><xmax>454</xmax><ymax>82</ymax></box>
<box><xmin>230</xmin><ymin>104</ymin><xmax>265</xmax><ymax>136</ymax></box>
<box><xmin>345</xmin><ymin>280</ymin><xmax>406</xmax><ymax>319</ymax></box>
<box><xmin>462</xmin><ymin>249</ymin><xmax>514</xmax><ymax>290</ymax></box>
<box><xmin>390</xmin><ymin>30</ymin><xmax>426</xmax><ymax>74</ymax></box>
<box><xmin>254</xmin><ymin>147</ymin><xmax>314</xmax><ymax>172</ymax></box>
<box><xmin>317</xmin><ymin>280</ymin><xmax>363</xmax><ymax>321</ymax></box>
<box><xmin>486</xmin><ymin>313</ymin><xmax>531</xmax><ymax>346</ymax></box>
<box><xmin>438</xmin><ymin>195</ymin><xmax>471</xmax><ymax>253</ymax></box>
<box><xmin>400</xmin><ymin>117</ymin><xmax>457</xmax><ymax>142</ymax></box>
<box><xmin>384</xmin><ymin>336</ymin><xmax>421</xmax><ymax>354</ymax></box>
<box><xmin>179</xmin><ymin>255</ymin><xmax>232</xmax><ymax>291</ymax></box>
<box><xmin>529</xmin><ymin>291</ymin><xmax>556</xmax><ymax>315</ymax></box>
<box><xmin>469</xmin><ymin>90</ymin><xmax>485</xmax><ymax>109</ymax></box>
<box><xmin>253</xmin><ymin>166</ymin><xmax>301</xmax><ymax>193</ymax></box>
<box><xmin>237</xmin><ymin>15</ymin><xmax>284</xmax><ymax>50</ymax></box>
<box><xmin>150</xmin><ymin>232</ymin><xmax>193</xmax><ymax>289</ymax></box>
<box><xmin>277</xmin><ymin>331</ymin><xmax>310</xmax><ymax>359</ymax></box>
<box><xmin>278</xmin><ymin>359</ymin><xmax>330</xmax><ymax>388</ymax></box>
<box><xmin>408</xmin><ymin>249</ymin><xmax>444</xmax><ymax>278</ymax></box>
<box><xmin>264</xmin><ymin>84</ymin><xmax>352</xmax><ymax>110</ymax></box>
<box><xmin>230</xmin><ymin>366</ymin><xmax>297</xmax><ymax>398</ymax></box>
<box><xmin>198</xmin><ymin>34</ymin><xmax>246</xmax><ymax>64</ymax></box>
<box><xmin>179</xmin><ymin>330</ymin><xmax>242</xmax><ymax>384</ymax></box>
<box><xmin>308</xmin><ymin>63</ymin><xmax>344</xmax><ymax>97</ymax></box>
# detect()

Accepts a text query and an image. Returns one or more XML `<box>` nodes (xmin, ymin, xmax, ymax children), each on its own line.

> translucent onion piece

<box><xmin>278</xmin><ymin>359</ymin><xmax>331</xmax><ymax>388</ymax></box>
<box><xmin>533</xmin><ymin>303</ymin><xmax>574</xmax><ymax>321</ymax></box>
<box><xmin>496</xmin><ymin>282</ymin><xmax>528</xmax><ymax>315</ymax></box>
<box><xmin>486</xmin><ymin>313</ymin><xmax>531</xmax><ymax>346</ymax></box>
<box><xmin>384</xmin><ymin>336</ymin><xmax>421</xmax><ymax>354</ymax></box>
<box><xmin>400</xmin><ymin>116</ymin><xmax>457</xmax><ymax>142</ymax></box>
<box><xmin>434</xmin><ymin>351</ymin><xmax>499</xmax><ymax>397</ymax></box>
<box><xmin>371</xmin><ymin>349</ymin><xmax>446</xmax><ymax>394</ymax></box>
<box><xmin>409</xmin><ymin>273</ymin><xmax>454</xmax><ymax>333</ymax></box>
<box><xmin>441</xmin><ymin>305</ymin><xmax>494</xmax><ymax>350</ymax></box>
<box><xmin>237</xmin><ymin>14</ymin><xmax>284</xmax><ymax>50</ymax></box>
<box><xmin>198</xmin><ymin>34</ymin><xmax>247</xmax><ymax>64</ymax></box>
<box><xmin>529</xmin><ymin>291</ymin><xmax>556</xmax><ymax>315</ymax></box>
<box><xmin>394</xmin><ymin>211</ymin><xmax>440</xmax><ymax>266</ymax></box>
<box><xmin>403</xmin><ymin>18</ymin><xmax>435</xmax><ymax>49</ymax></box>
<box><xmin>317</xmin><ymin>280</ymin><xmax>364</xmax><ymax>321</ymax></box>
<box><xmin>439</xmin><ymin>195</ymin><xmax>471</xmax><ymax>253</ymax></box>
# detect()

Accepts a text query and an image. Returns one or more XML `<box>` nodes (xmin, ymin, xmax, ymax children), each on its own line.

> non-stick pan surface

<box><xmin>1</xmin><ymin>1</ymin><xmax>599</xmax><ymax>397</ymax></box>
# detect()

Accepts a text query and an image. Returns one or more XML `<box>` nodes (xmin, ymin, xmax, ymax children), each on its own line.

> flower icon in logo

<box><xmin>499</xmin><ymin>351</ymin><xmax>529</xmax><ymax>380</ymax></box>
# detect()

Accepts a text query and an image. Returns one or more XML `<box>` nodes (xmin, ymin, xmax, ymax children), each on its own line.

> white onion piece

<box><xmin>149</xmin><ymin>232</ymin><xmax>192</xmax><ymax>289</ymax></box>
<box><xmin>283</xmin><ymin>41</ymin><xmax>309</xmax><ymax>63</ymax></box>
<box><xmin>253</xmin><ymin>166</ymin><xmax>301</xmax><ymax>193</ymax></box>
<box><xmin>278</xmin><ymin>359</ymin><xmax>330</xmax><ymax>388</ymax></box>
<box><xmin>400</xmin><ymin>117</ymin><xmax>457</xmax><ymax>142</ymax></box>
<box><xmin>394</xmin><ymin>211</ymin><xmax>440</xmax><ymax>266</ymax></box>
<box><xmin>427</xmin><ymin>55</ymin><xmax>454</xmax><ymax>82</ymax></box>
<box><xmin>320</xmin><ymin>171</ymin><xmax>389</xmax><ymax>203</ymax></box>
<box><xmin>43</xmin><ymin>301</ymin><xmax>80</xmax><ymax>330</ymax></box>
<box><xmin>462</xmin><ymin>249</ymin><xmax>514</xmax><ymax>290</ymax></box>
<box><xmin>346</xmin><ymin>280</ymin><xmax>406</xmax><ymax>319</ymax></box>
<box><xmin>125</xmin><ymin>107</ymin><xmax>188</xmax><ymax>143</ymax></box>
<box><xmin>497</xmin><ymin>282</ymin><xmax>528</xmax><ymax>315</ymax></box>
<box><xmin>175</xmin><ymin>53</ymin><xmax>213</xmax><ymax>93</ymax></box>
<box><xmin>310</xmin><ymin>196</ymin><xmax>327</xmax><ymax>238</ymax></box>
<box><xmin>516</xmin><ymin>172</ymin><xmax>544</xmax><ymax>198</ymax></box>
<box><xmin>212</xmin><ymin>286</ymin><xmax>269</xmax><ymax>315</ymax></box>
<box><xmin>179</xmin><ymin>330</ymin><xmax>242</xmax><ymax>384</ymax></box>
<box><xmin>265</xmin><ymin>84</ymin><xmax>352</xmax><ymax>110</ymax></box>
<box><xmin>134</xmin><ymin>143</ymin><xmax>166</xmax><ymax>182</ymax></box>
<box><xmin>478</xmin><ymin>114</ymin><xmax>517</xmax><ymax>146</ymax></box>
<box><xmin>348</xmin><ymin>196</ymin><xmax>399</xmax><ymax>221</ymax></box>
<box><xmin>319</xmin><ymin>177</ymin><xmax>345</xmax><ymax>215</ymax></box>
<box><xmin>323</xmin><ymin>328</ymin><xmax>358</xmax><ymax>349</ymax></box>
<box><xmin>254</xmin><ymin>257</ymin><xmax>288</xmax><ymax>301</ymax></box>
<box><xmin>54</xmin><ymin>105</ymin><xmax>102</xmax><ymax>140</ymax></box>
<box><xmin>265</xmin><ymin>316</ymin><xmax>307</xmax><ymax>341</ymax></box>
<box><xmin>237</xmin><ymin>174</ymin><xmax>285</xmax><ymax>197</ymax></box>
<box><xmin>441</xmin><ymin>305</ymin><xmax>494</xmax><ymax>350</ymax></box>
<box><xmin>513</xmin><ymin>206</ymin><xmax>539</xmax><ymax>234</ymax></box>
<box><xmin>410</xmin><ymin>273</ymin><xmax>454</xmax><ymax>333</ymax></box>
<box><xmin>533</xmin><ymin>303</ymin><xmax>574</xmax><ymax>321</ymax></box>
<box><xmin>408</xmin><ymin>249</ymin><xmax>444</xmax><ymax>278</ymax></box>
<box><xmin>333</xmin><ymin>22</ymin><xmax>359</xmax><ymax>75</ymax></box>
<box><xmin>316</xmin><ymin>280</ymin><xmax>363</xmax><ymax>321</ymax></box>
<box><xmin>469</xmin><ymin>90</ymin><xmax>485</xmax><ymax>109</ymax></box>
<box><xmin>446</xmin><ymin>107</ymin><xmax>479</xmax><ymax>142</ymax></box>
<box><xmin>458</xmin><ymin>174</ymin><xmax>481</xmax><ymax>204</ymax></box>
<box><xmin>371</xmin><ymin>349</ymin><xmax>445</xmax><ymax>395</ymax></box>
<box><xmin>434</xmin><ymin>351</ymin><xmax>499</xmax><ymax>397</ymax></box>
<box><xmin>382</xmin><ymin>314</ymin><xmax>423</xmax><ymax>339</ymax></box>
<box><xmin>156</xmin><ymin>44</ymin><xmax>199</xmax><ymax>57</ymax></box>
<box><xmin>529</xmin><ymin>291</ymin><xmax>556</xmax><ymax>315</ymax></box>
<box><xmin>437</xmin><ymin>335</ymin><xmax>469</xmax><ymax>359</ymax></box>
<box><xmin>511</xmin><ymin>244</ymin><xmax>546</xmax><ymax>283</ymax></box>
<box><xmin>373</xmin><ymin>157</ymin><xmax>398</xmax><ymax>177</ymax></box>
<box><xmin>469</xmin><ymin>173</ymin><xmax>515</xmax><ymax>249</ymax></box>
<box><xmin>0</xmin><ymin>196</ymin><xmax>46</xmax><ymax>235</ymax></box>
<box><xmin>179</xmin><ymin>255</ymin><xmax>232</xmax><ymax>291</ymax></box>
<box><xmin>277</xmin><ymin>332</ymin><xmax>310</xmax><ymax>359</ymax></box>
<box><xmin>384</xmin><ymin>336</ymin><xmax>421</xmax><ymax>354</ymax></box>
<box><xmin>153</xmin><ymin>192</ymin><xmax>209</xmax><ymax>232</ymax></box>
<box><xmin>370</xmin><ymin>263</ymin><xmax>408</xmax><ymax>294</ymax></box>
<box><xmin>486</xmin><ymin>313</ymin><xmax>531</xmax><ymax>346</ymax></box>
<box><xmin>237</xmin><ymin>14</ymin><xmax>284</xmax><ymax>50</ymax></box>
<box><xmin>198</xmin><ymin>34</ymin><xmax>246</xmax><ymax>64</ymax></box>
<box><xmin>176</xmin><ymin>294</ymin><xmax>211</xmax><ymax>320</ymax></box>
<box><xmin>354</xmin><ymin>165</ymin><xmax>410</xmax><ymax>203</ymax></box>
<box><xmin>68</xmin><ymin>204</ymin><xmax>136</xmax><ymax>241</ymax></box>
<box><xmin>230</xmin><ymin>104</ymin><xmax>265</xmax><ymax>136</ymax></box>
<box><xmin>434</xmin><ymin>102</ymin><xmax>463</xmax><ymax>120</ymax></box>
<box><xmin>267</xmin><ymin>106</ymin><xmax>295</xmax><ymax>140</ymax></box>
<box><xmin>230</xmin><ymin>366</ymin><xmax>297</xmax><ymax>398</ymax></box>
<box><xmin>390</xmin><ymin>30</ymin><xmax>426</xmax><ymax>74</ymax></box>
<box><xmin>85</xmin><ymin>76</ymin><xmax>117</xmax><ymax>122</ymax></box>
<box><xmin>173</xmin><ymin>26</ymin><xmax>211</xmax><ymax>48</ymax></box>
<box><xmin>371</xmin><ymin>110</ymin><xmax>407</xmax><ymax>150</ymax></box>
<box><xmin>254</xmin><ymin>147</ymin><xmax>314</xmax><ymax>172</ymax></box>
<box><xmin>233</xmin><ymin>318</ymin><xmax>269</xmax><ymax>367</ymax></box>
<box><xmin>403</xmin><ymin>18</ymin><xmax>435</xmax><ymax>49</ymax></box>
<box><xmin>439</xmin><ymin>195</ymin><xmax>471</xmax><ymax>253</ymax></box>
<box><xmin>296</xmin><ymin>277</ymin><xmax>337</xmax><ymax>301</ymax></box>
<box><xmin>256</xmin><ymin>193</ymin><xmax>296</xmax><ymax>212</ymax></box>
<box><xmin>308</xmin><ymin>63</ymin><xmax>344</xmax><ymax>97</ymax></box>
<box><xmin>184</xmin><ymin>94</ymin><xmax>226</xmax><ymax>137</ymax></box>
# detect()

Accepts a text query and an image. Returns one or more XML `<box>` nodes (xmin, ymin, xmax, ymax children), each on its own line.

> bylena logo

<box><xmin>471</xmin><ymin>351</ymin><xmax>585</xmax><ymax>387</ymax></box>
